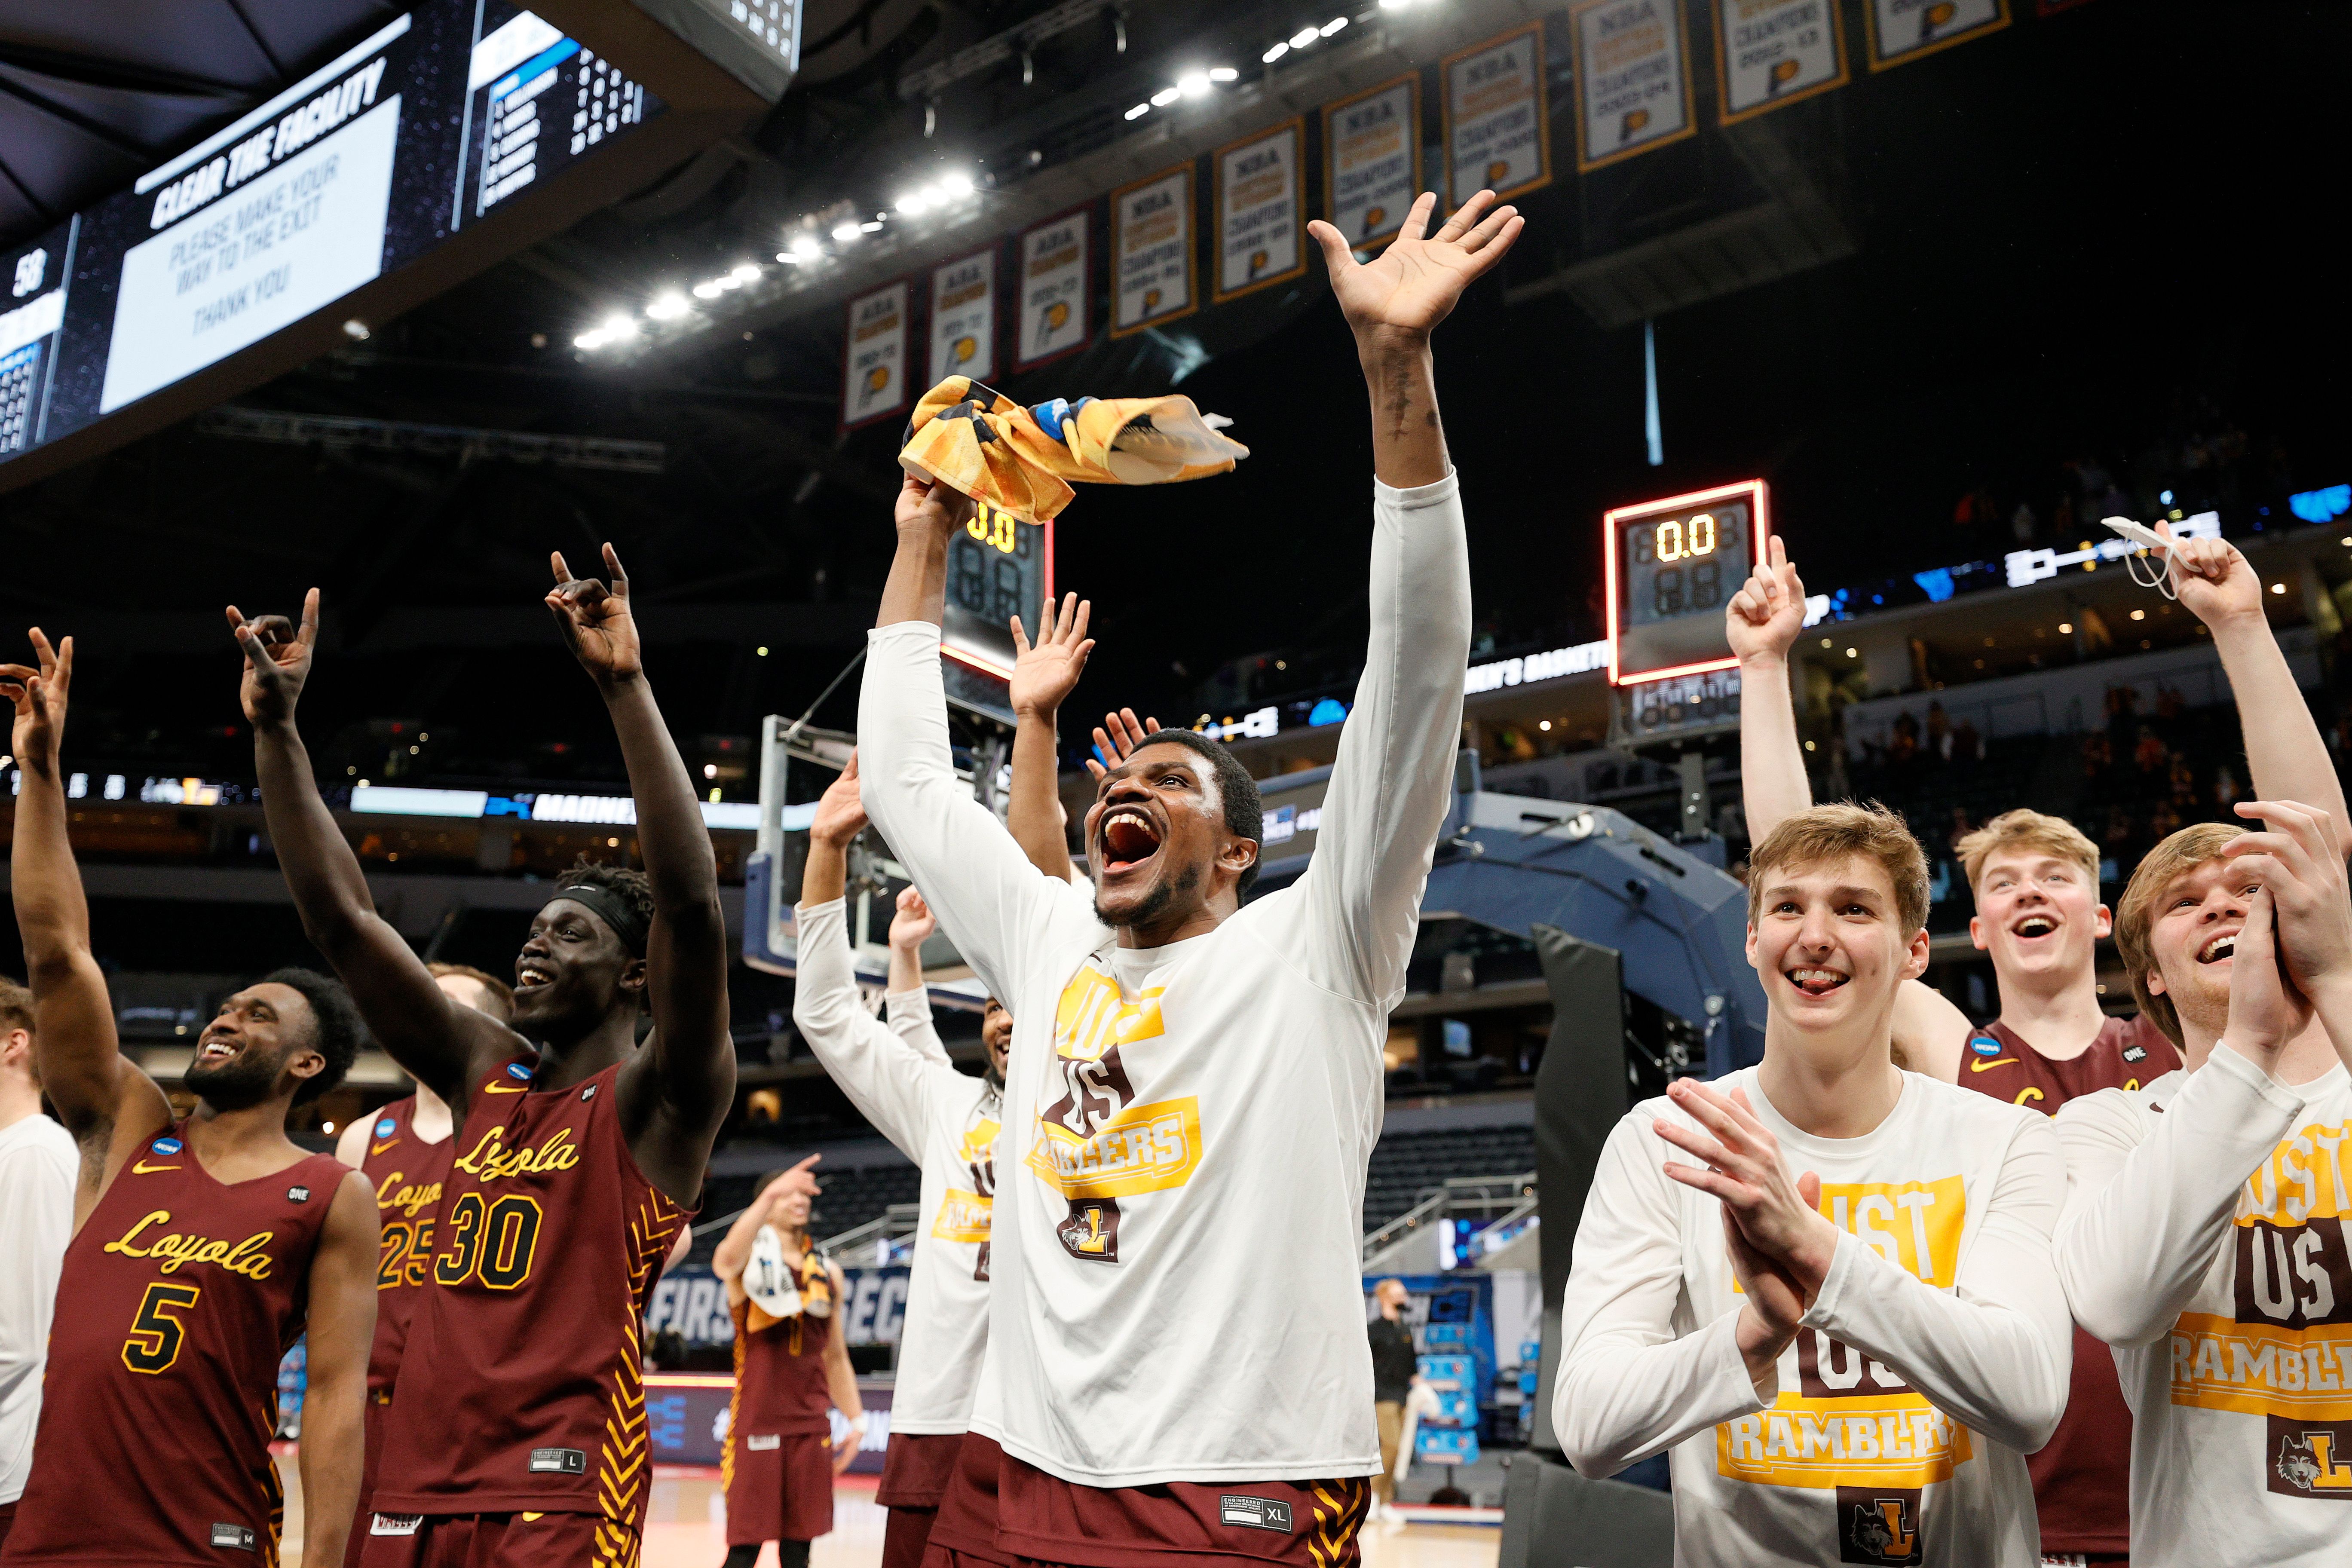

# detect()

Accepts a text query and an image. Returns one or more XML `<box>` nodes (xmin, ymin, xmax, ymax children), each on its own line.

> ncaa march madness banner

<box><xmin>1109</xmin><ymin>162</ymin><xmax>1195</xmax><ymax>337</ymax></box>
<box><xmin>1212</xmin><ymin>118</ymin><xmax>1307</xmax><ymax>303</ymax></box>
<box><xmin>928</xmin><ymin>245</ymin><xmax>997</xmax><ymax>385</ymax></box>
<box><xmin>841</xmin><ymin>279</ymin><xmax>909</xmax><ymax>430</ymax></box>
<box><xmin>1569</xmin><ymin>0</ymin><xmax>1696</xmax><ymax>172</ymax></box>
<box><xmin>1442</xmin><ymin>23</ymin><xmax>1553</xmax><ymax>209</ymax></box>
<box><xmin>1712</xmin><ymin>0</ymin><xmax>1849</xmax><ymax>122</ymax></box>
<box><xmin>1014</xmin><ymin>205</ymin><xmax>1089</xmax><ymax>370</ymax></box>
<box><xmin>1323</xmin><ymin>74</ymin><xmax>1421</xmax><ymax>251</ymax></box>
<box><xmin>1864</xmin><ymin>0</ymin><xmax>2009</xmax><ymax>69</ymax></box>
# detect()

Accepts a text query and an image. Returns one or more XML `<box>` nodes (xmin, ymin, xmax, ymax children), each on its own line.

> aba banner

<box><xmin>1213</xmin><ymin>119</ymin><xmax>1306</xmax><ymax>303</ymax></box>
<box><xmin>1712</xmin><ymin>0</ymin><xmax>1847</xmax><ymax>122</ymax></box>
<box><xmin>1864</xmin><ymin>0</ymin><xmax>2009</xmax><ymax>70</ymax></box>
<box><xmin>1442</xmin><ymin>24</ymin><xmax>1552</xmax><ymax>210</ymax></box>
<box><xmin>1110</xmin><ymin>162</ymin><xmax>1194</xmax><ymax>337</ymax></box>
<box><xmin>1324</xmin><ymin>75</ymin><xmax>1420</xmax><ymax>251</ymax></box>
<box><xmin>1014</xmin><ymin>206</ymin><xmax>1089</xmax><ymax>370</ymax></box>
<box><xmin>928</xmin><ymin>247</ymin><xmax>997</xmax><ymax>386</ymax></box>
<box><xmin>841</xmin><ymin>279</ymin><xmax>909</xmax><ymax>430</ymax></box>
<box><xmin>1569</xmin><ymin>0</ymin><xmax>1696</xmax><ymax>172</ymax></box>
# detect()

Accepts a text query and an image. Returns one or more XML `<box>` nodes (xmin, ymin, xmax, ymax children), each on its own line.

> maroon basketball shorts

<box><xmin>998</xmin><ymin>1452</ymin><xmax>1371</xmax><ymax>1568</ymax></box>
<box><xmin>724</xmin><ymin>1430</ymin><xmax>836</xmax><ymax>1544</ymax></box>
<box><xmin>922</xmin><ymin>1433</ymin><xmax>1010</xmax><ymax>1568</ymax></box>
<box><xmin>358</xmin><ymin>1510</ymin><xmax>637</xmax><ymax>1568</ymax></box>
<box><xmin>880</xmin><ymin>1432</ymin><xmax>966</xmax><ymax>1568</ymax></box>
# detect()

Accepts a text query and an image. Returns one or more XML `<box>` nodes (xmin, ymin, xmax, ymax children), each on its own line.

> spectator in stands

<box><xmin>1926</xmin><ymin>701</ymin><xmax>1950</xmax><ymax>761</ymax></box>
<box><xmin>0</xmin><ymin>976</ymin><xmax>77</xmax><ymax>1550</ymax></box>
<box><xmin>2080</xmin><ymin>731</ymin><xmax>2113</xmax><ymax>786</ymax></box>
<box><xmin>1367</xmin><ymin>1280</ymin><xmax>1417</xmax><ymax>1522</ymax></box>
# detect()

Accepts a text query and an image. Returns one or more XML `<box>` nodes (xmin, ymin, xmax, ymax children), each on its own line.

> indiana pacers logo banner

<box><xmin>928</xmin><ymin>246</ymin><xmax>998</xmax><ymax>386</ymax></box>
<box><xmin>1014</xmin><ymin>206</ymin><xmax>1089</xmax><ymax>370</ymax></box>
<box><xmin>1568</xmin><ymin>0</ymin><xmax>1695</xmax><ymax>172</ymax></box>
<box><xmin>1712</xmin><ymin>0</ymin><xmax>1849</xmax><ymax>124</ymax></box>
<box><xmin>1323</xmin><ymin>74</ymin><xmax>1420</xmax><ymax>252</ymax></box>
<box><xmin>1442</xmin><ymin>22</ymin><xmax>1554</xmax><ymax>209</ymax></box>
<box><xmin>1109</xmin><ymin>162</ymin><xmax>1194</xmax><ymax>338</ymax></box>
<box><xmin>1211</xmin><ymin>118</ymin><xmax>1306</xmax><ymax>304</ymax></box>
<box><xmin>1864</xmin><ymin>0</ymin><xmax>2009</xmax><ymax>71</ymax></box>
<box><xmin>840</xmin><ymin>279</ymin><xmax>909</xmax><ymax>430</ymax></box>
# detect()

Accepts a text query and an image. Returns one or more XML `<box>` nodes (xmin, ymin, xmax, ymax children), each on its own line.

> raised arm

<box><xmin>1283</xmin><ymin>191</ymin><xmax>1517</xmax><ymax>1001</ymax></box>
<box><xmin>234</xmin><ymin>595</ymin><xmax>504</xmax><ymax>1110</ymax></box>
<box><xmin>711</xmin><ymin>1157</ymin><xmax>819</xmax><ymax>1285</ymax></box>
<box><xmin>544</xmin><ymin>548</ymin><xmax>735</xmax><ymax>1196</ymax></box>
<box><xmin>3</xmin><ymin>632</ymin><xmax>171</xmax><ymax>1204</ymax></box>
<box><xmin>1005</xmin><ymin>593</ymin><xmax>1096</xmax><ymax>883</ymax></box>
<box><xmin>2165</xmin><ymin>525</ymin><xmax>2352</xmax><ymax>848</ymax></box>
<box><xmin>1728</xmin><ymin>538</ymin><xmax>1813</xmax><ymax>843</ymax></box>
<box><xmin>297</xmin><ymin>1171</ymin><xmax>379</xmax><ymax>1568</ymax></box>
<box><xmin>883</xmin><ymin>888</ymin><xmax>952</xmax><ymax>1068</ymax></box>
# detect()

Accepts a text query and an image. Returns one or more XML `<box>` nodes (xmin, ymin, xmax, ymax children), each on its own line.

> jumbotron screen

<box><xmin>1605</xmin><ymin>480</ymin><xmax>1769</xmax><ymax>685</ymax></box>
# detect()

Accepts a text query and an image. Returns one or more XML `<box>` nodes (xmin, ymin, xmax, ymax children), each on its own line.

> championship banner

<box><xmin>1323</xmin><ymin>74</ymin><xmax>1421</xmax><ymax>251</ymax></box>
<box><xmin>1864</xmin><ymin>0</ymin><xmax>2009</xmax><ymax>70</ymax></box>
<box><xmin>1568</xmin><ymin>0</ymin><xmax>1695</xmax><ymax>172</ymax></box>
<box><xmin>928</xmin><ymin>245</ymin><xmax>998</xmax><ymax>386</ymax></box>
<box><xmin>840</xmin><ymin>279</ymin><xmax>909</xmax><ymax>430</ymax></box>
<box><xmin>1014</xmin><ymin>205</ymin><xmax>1090</xmax><ymax>370</ymax></box>
<box><xmin>1712</xmin><ymin>0</ymin><xmax>1848</xmax><ymax>123</ymax></box>
<box><xmin>1441</xmin><ymin>23</ymin><xmax>1552</xmax><ymax>209</ymax></box>
<box><xmin>1212</xmin><ymin>118</ymin><xmax>1306</xmax><ymax>303</ymax></box>
<box><xmin>1109</xmin><ymin>162</ymin><xmax>1195</xmax><ymax>337</ymax></box>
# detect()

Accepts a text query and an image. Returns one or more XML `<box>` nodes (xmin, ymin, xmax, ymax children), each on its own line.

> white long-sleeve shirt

<box><xmin>792</xmin><ymin>897</ymin><xmax>998</xmax><ymax>1434</ymax></box>
<box><xmin>2054</xmin><ymin>1047</ymin><xmax>2352</xmax><ymax>1566</ymax></box>
<box><xmin>0</xmin><ymin>1111</ymin><xmax>77</xmax><ymax>1505</ymax></box>
<box><xmin>1555</xmin><ymin>1067</ymin><xmax>2072</xmax><ymax>1567</ymax></box>
<box><xmin>856</xmin><ymin>472</ymin><xmax>1470</xmax><ymax>1486</ymax></box>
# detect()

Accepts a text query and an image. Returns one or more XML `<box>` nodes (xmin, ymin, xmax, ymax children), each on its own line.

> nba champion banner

<box><xmin>1442</xmin><ymin>23</ymin><xmax>1552</xmax><ymax>210</ymax></box>
<box><xmin>1014</xmin><ymin>205</ymin><xmax>1090</xmax><ymax>370</ymax></box>
<box><xmin>1323</xmin><ymin>74</ymin><xmax>1421</xmax><ymax>251</ymax></box>
<box><xmin>928</xmin><ymin>245</ymin><xmax>998</xmax><ymax>385</ymax></box>
<box><xmin>1712</xmin><ymin>0</ymin><xmax>1848</xmax><ymax>122</ymax></box>
<box><xmin>1212</xmin><ymin>118</ymin><xmax>1307</xmax><ymax>303</ymax></box>
<box><xmin>1110</xmin><ymin>162</ymin><xmax>1195</xmax><ymax>337</ymax></box>
<box><xmin>1569</xmin><ymin>0</ymin><xmax>1696</xmax><ymax>172</ymax></box>
<box><xmin>1864</xmin><ymin>0</ymin><xmax>2009</xmax><ymax>70</ymax></box>
<box><xmin>840</xmin><ymin>279</ymin><xmax>910</xmax><ymax>430</ymax></box>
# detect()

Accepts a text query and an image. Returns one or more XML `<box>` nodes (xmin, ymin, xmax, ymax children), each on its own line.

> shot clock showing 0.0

<box><xmin>1604</xmin><ymin>479</ymin><xmax>1770</xmax><ymax>685</ymax></box>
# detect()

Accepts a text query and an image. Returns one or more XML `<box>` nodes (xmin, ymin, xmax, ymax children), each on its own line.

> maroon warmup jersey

<box><xmin>346</xmin><ymin>1098</ymin><xmax>454</xmax><ymax>1568</ymax></box>
<box><xmin>1957</xmin><ymin>1011</ymin><xmax>2181</xmax><ymax>1559</ymax></box>
<box><xmin>723</xmin><ymin>1280</ymin><xmax>836</xmax><ymax>1544</ymax></box>
<box><xmin>366</xmin><ymin>1057</ymin><xmax>690</xmax><ymax>1531</ymax></box>
<box><xmin>3</xmin><ymin>1127</ymin><xmax>345</xmax><ymax>1568</ymax></box>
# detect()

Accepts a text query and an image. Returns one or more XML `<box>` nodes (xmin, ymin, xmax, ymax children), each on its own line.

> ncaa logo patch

<box><xmin>153</xmin><ymin>1136</ymin><xmax>185</xmax><ymax>1155</ymax></box>
<box><xmin>1968</xmin><ymin>1037</ymin><xmax>2002</xmax><ymax>1058</ymax></box>
<box><xmin>505</xmin><ymin>1062</ymin><xmax>533</xmax><ymax>1081</ymax></box>
<box><xmin>376</xmin><ymin>1117</ymin><xmax>398</xmax><ymax>1138</ymax></box>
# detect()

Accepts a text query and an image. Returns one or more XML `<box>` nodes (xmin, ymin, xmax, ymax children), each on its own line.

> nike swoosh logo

<box><xmin>371</xmin><ymin>1140</ymin><xmax>400</xmax><ymax>1155</ymax></box>
<box><xmin>1968</xmin><ymin>1057</ymin><xmax>2018</xmax><ymax>1072</ymax></box>
<box><xmin>133</xmin><ymin>1159</ymin><xmax>182</xmax><ymax>1174</ymax></box>
<box><xmin>484</xmin><ymin>1084</ymin><xmax>527</xmax><ymax>1094</ymax></box>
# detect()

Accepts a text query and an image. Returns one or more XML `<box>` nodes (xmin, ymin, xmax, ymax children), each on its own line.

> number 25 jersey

<box><xmin>366</xmin><ymin>1057</ymin><xmax>691</xmax><ymax>1522</ymax></box>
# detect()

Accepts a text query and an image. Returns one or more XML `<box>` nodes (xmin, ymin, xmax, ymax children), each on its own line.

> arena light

<box><xmin>941</xmin><ymin>171</ymin><xmax>975</xmax><ymax>196</ymax></box>
<box><xmin>1177</xmin><ymin>70</ymin><xmax>1211</xmax><ymax>97</ymax></box>
<box><xmin>729</xmin><ymin>262</ymin><xmax>761</xmax><ymax>282</ymax></box>
<box><xmin>1289</xmin><ymin>26</ymin><xmax>1319</xmax><ymax>47</ymax></box>
<box><xmin>1125</xmin><ymin>101</ymin><xmax>1151</xmax><ymax>119</ymax></box>
<box><xmin>861</xmin><ymin>219</ymin><xmax>884</xmax><ymax>232</ymax></box>
<box><xmin>1322</xmin><ymin>16</ymin><xmax>1350</xmax><ymax>36</ymax></box>
<box><xmin>645</xmin><ymin>292</ymin><xmax>689</xmax><ymax>320</ymax></box>
<box><xmin>692</xmin><ymin>279</ymin><xmax>723</xmax><ymax>297</ymax></box>
<box><xmin>601</xmin><ymin>314</ymin><xmax>637</xmax><ymax>340</ymax></box>
<box><xmin>1262</xmin><ymin>41</ymin><xmax>1289</xmax><ymax>62</ymax></box>
<box><xmin>1151</xmin><ymin>85</ymin><xmax>1181</xmax><ymax>106</ymax></box>
<box><xmin>831</xmin><ymin>220</ymin><xmax>862</xmax><ymax>242</ymax></box>
<box><xmin>1208</xmin><ymin>66</ymin><xmax>1237</xmax><ymax>82</ymax></box>
<box><xmin>789</xmin><ymin>235</ymin><xmax>821</xmax><ymax>260</ymax></box>
<box><xmin>897</xmin><ymin>188</ymin><xmax>932</xmax><ymax>215</ymax></box>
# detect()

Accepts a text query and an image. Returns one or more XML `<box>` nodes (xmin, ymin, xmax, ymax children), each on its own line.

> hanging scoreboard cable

<box><xmin>1605</xmin><ymin>479</ymin><xmax>1769</xmax><ymax>685</ymax></box>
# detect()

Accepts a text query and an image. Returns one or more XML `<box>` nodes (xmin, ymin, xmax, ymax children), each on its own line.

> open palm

<box><xmin>1308</xmin><ymin>190</ymin><xmax>1524</xmax><ymax>340</ymax></box>
<box><xmin>1009</xmin><ymin>592</ymin><xmax>1094</xmax><ymax>718</ymax></box>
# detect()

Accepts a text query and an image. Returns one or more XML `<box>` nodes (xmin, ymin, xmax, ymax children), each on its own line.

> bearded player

<box><xmin>2056</xmin><ymin>800</ymin><xmax>2352</xmax><ymax>1566</ymax></box>
<box><xmin>0</xmin><ymin>629</ymin><xmax>378</xmax><ymax>1568</ymax></box>
<box><xmin>857</xmin><ymin>190</ymin><xmax>1514</xmax><ymax>1568</ymax></box>
<box><xmin>333</xmin><ymin>965</ymin><xmax>512</xmax><ymax>1568</ymax></box>
<box><xmin>232</xmin><ymin>547</ymin><xmax>734</xmax><ymax>1568</ymax></box>
<box><xmin>795</xmin><ymin>758</ymin><xmax>1010</xmax><ymax>1568</ymax></box>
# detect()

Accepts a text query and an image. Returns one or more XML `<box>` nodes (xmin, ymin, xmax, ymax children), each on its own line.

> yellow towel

<box><xmin>899</xmin><ymin>377</ymin><xmax>1249</xmax><ymax>524</ymax></box>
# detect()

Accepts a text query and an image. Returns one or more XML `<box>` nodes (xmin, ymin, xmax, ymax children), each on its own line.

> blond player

<box><xmin>1556</xmin><ymin>804</ymin><xmax>2072</xmax><ymax>1565</ymax></box>
<box><xmin>2055</xmin><ymin>799</ymin><xmax>2352</xmax><ymax>1565</ymax></box>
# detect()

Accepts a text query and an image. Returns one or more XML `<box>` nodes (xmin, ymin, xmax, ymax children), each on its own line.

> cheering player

<box><xmin>332</xmin><ymin>964</ymin><xmax>512</xmax><ymax>1568</ymax></box>
<box><xmin>857</xmin><ymin>188</ymin><xmax>1512</xmax><ymax>1565</ymax></box>
<box><xmin>233</xmin><ymin>549</ymin><xmax>735</xmax><ymax>1568</ymax></box>
<box><xmin>2056</xmin><ymin>800</ymin><xmax>2352</xmax><ymax>1566</ymax></box>
<box><xmin>793</xmin><ymin>759</ymin><xmax>1007</xmax><ymax>1568</ymax></box>
<box><xmin>1554</xmin><ymin>804</ymin><xmax>2073</xmax><ymax>1564</ymax></box>
<box><xmin>1</xmin><ymin>630</ymin><xmax>378</xmax><ymax>1568</ymax></box>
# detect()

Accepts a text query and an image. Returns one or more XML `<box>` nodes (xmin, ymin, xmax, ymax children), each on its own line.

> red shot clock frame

<box><xmin>1604</xmin><ymin>479</ymin><xmax>1771</xmax><ymax>686</ymax></box>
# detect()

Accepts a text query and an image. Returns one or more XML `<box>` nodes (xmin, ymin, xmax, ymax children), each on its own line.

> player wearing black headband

<box><xmin>231</xmin><ymin>548</ymin><xmax>734</xmax><ymax>1568</ymax></box>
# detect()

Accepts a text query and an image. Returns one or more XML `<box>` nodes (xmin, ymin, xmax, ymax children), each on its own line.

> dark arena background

<box><xmin>2</xmin><ymin>3</ymin><xmax>2348</xmax><ymax>1566</ymax></box>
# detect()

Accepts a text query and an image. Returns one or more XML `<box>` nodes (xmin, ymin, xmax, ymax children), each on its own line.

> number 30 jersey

<box><xmin>367</xmin><ymin>1057</ymin><xmax>691</xmax><ymax>1523</ymax></box>
<box><xmin>5</xmin><ymin>1127</ymin><xmax>345</xmax><ymax>1568</ymax></box>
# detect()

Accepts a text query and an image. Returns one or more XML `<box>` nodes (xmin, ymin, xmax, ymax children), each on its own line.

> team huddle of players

<box><xmin>0</xmin><ymin>175</ymin><xmax>2339</xmax><ymax>1568</ymax></box>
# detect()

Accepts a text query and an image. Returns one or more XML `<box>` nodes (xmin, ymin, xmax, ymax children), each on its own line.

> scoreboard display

<box><xmin>942</xmin><ymin>499</ymin><xmax>1055</xmax><ymax>682</ymax></box>
<box><xmin>1605</xmin><ymin>479</ymin><xmax>1769</xmax><ymax>686</ymax></box>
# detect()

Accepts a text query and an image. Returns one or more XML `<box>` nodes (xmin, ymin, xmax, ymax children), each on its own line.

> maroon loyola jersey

<box><xmin>356</xmin><ymin>1096</ymin><xmax>454</xmax><ymax>1396</ymax></box>
<box><xmin>1956</xmin><ymin>1012</ymin><xmax>2182</xmax><ymax>1557</ymax></box>
<box><xmin>368</xmin><ymin>1057</ymin><xmax>691</xmax><ymax>1522</ymax></box>
<box><xmin>3</xmin><ymin>1128</ymin><xmax>345</xmax><ymax>1568</ymax></box>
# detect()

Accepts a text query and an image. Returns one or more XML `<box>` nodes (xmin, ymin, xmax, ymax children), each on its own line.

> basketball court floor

<box><xmin>273</xmin><ymin>1461</ymin><xmax>1502</xmax><ymax>1568</ymax></box>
